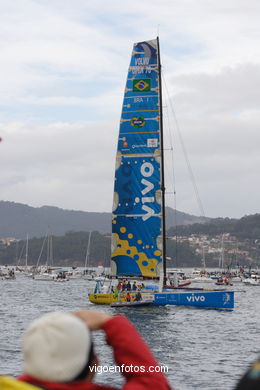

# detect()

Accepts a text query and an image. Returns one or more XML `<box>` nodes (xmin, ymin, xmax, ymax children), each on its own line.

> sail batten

<box><xmin>111</xmin><ymin>39</ymin><xmax>163</xmax><ymax>278</ymax></box>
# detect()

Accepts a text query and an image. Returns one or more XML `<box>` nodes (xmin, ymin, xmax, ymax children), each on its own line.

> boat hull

<box><xmin>165</xmin><ymin>281</ymin><xmax>191</xmax><ymax>288</ymax></box>
<box><xmin>89</xmin><ymin>290</ymin><xmax>234</xmax><ymax>309</ymax></box>
<box><xmin>88</xmin><ymin>292</ymin><xmax>154</xmax><ymax>305</ymax></box>
<box><xmin>88</xmin><ymin>293</ymin><xmax>118</xmax><ymax>304</ymax></box>
<box><xmin>111</xmin><ymin>300</ymin><xmax>154</xmax><ymax>307</ymax></box>
<box><xmin>154</xmin><ymin>290</ymin><xmax>234</xmax><ymax>310</ymax></box>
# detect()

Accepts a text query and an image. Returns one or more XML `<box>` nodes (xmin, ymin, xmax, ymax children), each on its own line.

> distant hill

<box><xmin>168</xmin><ymin>214</ymin><xmax>260</xmax><ymax>239</ymax></box>
<box><xmin>0</xmin><ymin>201</ymin><xmax>209</xmax><ymax>239</ymax></box>
<box><xmin>0</xmin><ymin>201</ymin><xmax>111</xmax><ymax>239</ymax></box>
<box><xmin>165</xmin><ymin>207</ymin><xmax>209</xmax><ymax>227</ymax></box>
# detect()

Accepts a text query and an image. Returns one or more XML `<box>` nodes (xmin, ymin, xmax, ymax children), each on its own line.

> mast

<box><xmin>84</xmin><ymin>231</ymin><xmax>92</xmax><ymax>269</ymax></box>
<box><xmin>25</xmin><ymin>234</ymin><xmax>29</xmax><ymax>271</ymax></box>
<box><xmin>157</xmin><ymin>37</ymin><xmax>167</xmax><ymax>284</ymax></box>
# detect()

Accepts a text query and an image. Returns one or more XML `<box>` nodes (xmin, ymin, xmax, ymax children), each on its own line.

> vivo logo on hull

<box><xmin>186</xmin><ymin>295</ymin><xmax>206</xmax><ymax>303</ymax></box>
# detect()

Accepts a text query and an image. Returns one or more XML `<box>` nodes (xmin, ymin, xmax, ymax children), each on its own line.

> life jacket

<box><xmin>0</xmin><ymin>377</ymin><xmax>41</xmax><ymax>390</ymax></box>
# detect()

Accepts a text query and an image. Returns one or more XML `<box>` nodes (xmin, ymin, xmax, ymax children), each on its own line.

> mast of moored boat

<box><xmin>25</xmin><ymin>234</ymin><xmax>29</xmax><ymax>272</ymax></box>
<box><xmin>157</xmin><ymin>36</ymin><xmax>167</xmax><ymax>286</ymax></box>
<box><xmin>84</xmin><ymin>231</ymin><xmax>92</xmax><ymax>269</ymax></box>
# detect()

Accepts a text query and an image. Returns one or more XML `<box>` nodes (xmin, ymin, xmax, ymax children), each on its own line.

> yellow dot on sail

<box><xmin>146</xmin><ymin>245</ymin><xmax>150</xmax><ymax>248</ymax></box>
<box><xmin>137</xmin><ymin>240</ymin><xmax>142</xmax><ymax>244</ymax></box>
<box><xmin>128</xmin><ymin>233</ymin><xmax>133</xmax><ymax>239</ymax></box>
<box><xmin>154</xmin><ymin>250</ymin><xmax>161</xmax><ymax>256</ymax></box>
<box><xmin>120</xmin><ymin>227</ymin><xmax>126</xmax><ymax>233</ymax></box>
<box><xmin>112</xmin><ymin>220</ymin><xmax>116</xmax><ymax>224</ymax></box>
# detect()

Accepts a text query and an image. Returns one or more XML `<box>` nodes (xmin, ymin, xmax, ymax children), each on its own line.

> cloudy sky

<box><xmin>0</xmin><ymin>0</ymin><xmax>259</xmax><ymax>219</ymax></box>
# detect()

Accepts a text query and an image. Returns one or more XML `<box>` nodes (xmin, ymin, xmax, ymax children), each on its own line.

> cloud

<box><xmin>0</xmin><ymin>0</ymin><xmax>260</xmax><ymax>218</ymax></box>
<box><xmin>0</xmin><ymin>120</ymin><xmax>117</xmax><ymax>211</ymax></box>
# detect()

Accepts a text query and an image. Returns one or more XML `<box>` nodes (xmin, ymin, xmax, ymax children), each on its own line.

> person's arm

<box><xmin>75</xmin><ymin>310</ymin><xmax>171</xmax><ymax>390</ymax></box>
<box><xmin>234</xmin><ymin>357</ymin><xmax>260</xmax><ymax>390</ymax></box>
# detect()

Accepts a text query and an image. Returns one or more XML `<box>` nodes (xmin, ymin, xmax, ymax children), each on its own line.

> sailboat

<box><xmin>89</xmin><ymin>38</ymin><xmax>234</xmax><ymax>309</ymax></box>
<box><xmin>33</xmin><ymin>232</ymin><xmax>68</xmax><ymax>281</ymax></box>
<box><xmin>15</xmin><ymin>234</ymin><xmax>29</xmax><ymax>276</ymax></box>
<box><xmin>33</xmin><ymin>233</ymin><xmax>55</xmax><ymax>280</ymax></box>
<box><xmin>82</xmin><ymin>232</ymin><xmax>97</xmax><ymax>280</ymax></box>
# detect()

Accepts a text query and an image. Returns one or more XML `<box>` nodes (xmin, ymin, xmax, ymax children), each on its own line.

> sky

<box><xmin>0</xmin><ymin>0</ymin><xmax>260</xmax><ymax>219</ymax></box>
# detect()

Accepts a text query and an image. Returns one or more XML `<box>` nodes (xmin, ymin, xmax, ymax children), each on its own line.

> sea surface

<box><xmin>0</xmin><ymin>274</ymin><xmax>259</xmax><ymax>390</ymax></box>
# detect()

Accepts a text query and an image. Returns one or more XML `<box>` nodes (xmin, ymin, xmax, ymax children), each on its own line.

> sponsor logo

<box><xmin>123</xmin><ymin>141</ymin><xmax>128</xmax><ymax>147</ymax></box>
<box><xmin>135</xmin><ymin>57</ymin><xmax>150</xmax><ymax>66</ymax></box>
<box><xmin>133</xmin><ymin>79</ymin><xmax>151</xmax><ymax>92</ymax></box>
<box><xmin>131</xmin><ymin>116</ymin><xmax>145</xmax><ymax>128</ymax></box>
<box><xmin>223</xmin><ymin>293</ymin><xmax>231</xmax><ymax>305</ymax></box>
<box><xmin>140</xmin><ymin>162</ymin><xmax>155</xmax><ymax>221</ymax></box>
<box><xmin>132</xmin><ymin>144</ymin><xmax>146</xmax><ymax>149</ymax></box>
<box><xmin>186</xmin><ymin>294</ymin><xmax>206</xmax><ymax>302</ymax></box>
<box><xmin>147</xmin><ymin>139</ymin><xmax>158</xmax><ymax>148</ymax></box>
<box><xmin>132</xmin><ymin>58</ymin><xmax>152</xmax><ymax>75</ymax></box>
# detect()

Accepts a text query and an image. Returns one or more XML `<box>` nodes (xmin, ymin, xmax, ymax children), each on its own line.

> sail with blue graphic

<box><xmin>111</xmin><ymin>39</ymin><xmax>163</xmax><ymax>278</ymax></box>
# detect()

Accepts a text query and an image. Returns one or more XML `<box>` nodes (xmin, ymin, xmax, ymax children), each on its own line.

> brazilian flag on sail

<box><xmin>133</xmin><ymin>78</ymin><xmax>151</xmax><ymax>92</ymax></box>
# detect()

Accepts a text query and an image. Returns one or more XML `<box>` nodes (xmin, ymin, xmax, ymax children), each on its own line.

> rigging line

<box><xmin>162</xmin><ymin>79</ymin><xmax>179</xmax><ymax>218</ymax></box>
<box><xmin>163</xmin><ymin>99</ymin><xmax>178</xmax><ymax>212</ymax></box>
<box><xmin>17</xmin><ymin>241</ymin><xmax>26</xmax><ymax>265</ymax></box>
<box><xmin>36</xmin><ymin>232</ymin><xmax>48</xmax><ymax>268</ymax></box>
<box><xmin>162</xmin><ymin>86</ymin><xmax>179</xmax><ymax>267</ymax></box>
<box><xmin>162</xmin><ymin>71</ymin><xmax>206</xmax><ymax>218</ymax></box>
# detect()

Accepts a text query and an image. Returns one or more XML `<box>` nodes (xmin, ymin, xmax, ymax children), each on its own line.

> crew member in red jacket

<box><xmin>18</xmin><ymin>309</ymin><xmax>172</xmax><ymax>390</ymax></box>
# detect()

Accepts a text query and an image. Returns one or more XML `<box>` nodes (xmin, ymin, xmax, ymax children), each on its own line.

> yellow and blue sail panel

<box><xmin>111</xmin><ymin>39</ymin><xmax>163</xmax><ymax>278</ymax></box>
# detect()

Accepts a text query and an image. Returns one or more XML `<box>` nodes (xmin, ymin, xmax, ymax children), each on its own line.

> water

<box><xmin>0</xmin><ymin>276</ymin><xmax>259</xmax><ymax>390</ymax></box>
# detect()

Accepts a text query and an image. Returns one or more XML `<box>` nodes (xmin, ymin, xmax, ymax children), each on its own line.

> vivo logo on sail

<box><xmin>140</xmin><ymin>162</ymin><xmax>156</xmax><ymax>221</ymax></box>
<box><xmin>121</xmin><ymin>161</ymin><xmax>158</xmax><ymax>220</ymax></box>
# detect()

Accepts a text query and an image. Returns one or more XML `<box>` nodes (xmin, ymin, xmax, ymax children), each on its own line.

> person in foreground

<box><xmin>0</xmin><ymin>309</ymin><xmax>171</xmax><ymax>390</ymax></box>
<box><xmin>234</xmin><ymin>356</ymin><xmax>260</xmax><ymax>390</ymax></box>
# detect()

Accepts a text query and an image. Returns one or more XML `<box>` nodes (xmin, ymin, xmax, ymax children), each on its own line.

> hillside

<box><xmin>1</xmin><ymin>202</ymin><xmax>260</xmax><ymax>267</ymax></box>
<box><xmin>0</xmin><ymin>201</ymin><xmax>209</xmax><ymax>239</ymax></box>
<box><xmin>168</xmin><ymin>213</ymin><xmax>260</xmax><ymax>239</ymax></box>
<box><xmin>0</xmin><ymin>230</ymin><xmax>202</xmax><ymax>268</ymax></box>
